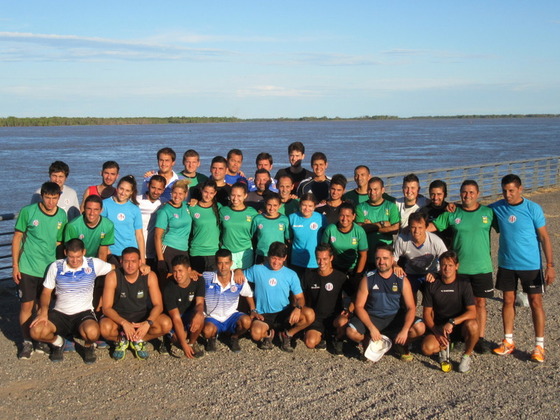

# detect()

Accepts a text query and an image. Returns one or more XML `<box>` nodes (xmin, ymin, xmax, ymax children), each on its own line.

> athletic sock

<box><xmin>536</xmin><ymin>337</ymin><xmax>544</xmax><ymax>349</ymax></box>
<box><xmin>52</xmin><ymin>335</ymin><xmax>64</xmax><ymax>347</ymax></box>
<box><xmin>505</xmin><ymin>334</ymin><xmax>513</xmax><ymax>344</ymax></box>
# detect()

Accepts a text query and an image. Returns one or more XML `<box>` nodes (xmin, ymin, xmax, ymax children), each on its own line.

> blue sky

<box><xmin>1</xmin><ymin>1</ymin><xmax>559</xmax><ymax>118</ymax></box>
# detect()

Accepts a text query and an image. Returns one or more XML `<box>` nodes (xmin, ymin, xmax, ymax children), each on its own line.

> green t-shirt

<box><xmin>322</xmin><ymin>222</ymin><xmax>368</xmax><ymax>271</ymax></box>
<box><xmin>219</xmin><ymin>206</ymin><xmax>258</xmax><ymax>253</ymax></box>
<box><xmin>155</xmin><ymin>202</ymin><xmax>192</xmax><ymax>251</ymax></box>
<box><xmin>279</xmin><ymin>198</ymin><xmax>300</xmax><ymax>216</ymax></box>
<box><xmin>342</xmin><ymin>190</ymin><xmax>369</xmax><ymax>206</ymax></box>
<box><xmin>189</xmin><ymin>203</ymin><xmax>221</xmax><ymax>256</ymax></box>
<box><xmin>355</xmin><ymin>200</ymin><xmax>400</xmax><ymax>249</ymax></box>
<box><xmin>251</xmin><ymin>213</ymin><xmax>290</xmax><ymax>257</ymax></box>
<box><xmin>15</xmin><ymin>203</ymin><xmax>67</xmax><ymax>277</ymax></box>
<box><xmin>64</xmin><ymin>215</ymin><xmax>115</xmax><ymax>257</ymax></box>
<box><xmin>177</xmin><ymin>172</ymin><xmax>208</xmax><ymax>189</ymax></box>
<box><xmin>433</xmin><ymin>205</ymin><xmax>494</xmax><ymax>275</ymax></box>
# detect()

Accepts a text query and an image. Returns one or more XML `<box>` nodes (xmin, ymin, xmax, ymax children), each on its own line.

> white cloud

<box><xmin>236</xmin><ymin>85</ymin><xmax>318</xmax><ymax>97</ymax></box>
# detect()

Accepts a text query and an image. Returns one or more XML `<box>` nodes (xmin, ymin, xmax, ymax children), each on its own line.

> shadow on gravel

<box><xmin>0</xmin><ymin>281</ymin><xmax>22</xmax><ymax>345</ymax></box>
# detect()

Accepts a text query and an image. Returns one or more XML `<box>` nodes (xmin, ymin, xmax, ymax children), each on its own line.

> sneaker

<box><xmin>280</xmin><ymin>331</ymin><xmax>293</xmax><ymax>353</ymax></box>
<box><xmin>112</xmin><ymin>338</ymin><xmax>129</xmax><ymax>361</ymax></box>
<box><xmin>63</xmin><ymin>338</ymin><xmax>76</xmax><ymax>353</ymax></box>
<box><xmin>531</xmin><ymin>345</ymin><xmax>545</xmax><ymax>363</ymax></box>
<box><xmin>316</xmin><ymin>339</ymin><xmax>327</xmax><ymax>350</ymax></box>
<box><xmin>83</xmin><ymin>346</ymin><xmax>96</xmax><ymax>364</ymax></box>
<box><xmin>18</xmin><ymin>341</ymin><xmax>34</xmax><ymax>360</ymax></box>
<box><xmin>158</xmin><ymin>336</ymin><xmax>170</xmax><ymax>356</ymax></box>
<box><xmin>94</xmin><ymin>340</ymin><xmax>109</xmax><ymax>349</ymax></box>
<box><xmin>130</xmin><ymin>340</ymin><xmax>149</xmax><ymax>360</ymax></box>
<box><xmin>50</xmin><ymin>344</ymin><xmax>64</xmax><ymax>363</ymax></box>
<box><xmin>438</xmin><ymin>349</ymin><xmax>449</xmax><ymax>365</ymax></box>
<box><xmin>206</xmin><ymin>337</ymin><xmax>217</xmax><ymax>352</ymax></box>
<box><xmin>191</xmin><ymin>343</ymin><xmax>205</xmax><ymax>358</ymax></box>
<box><xmin>230</xmin><ymin>337</ymin><xmax>241</xmax><ymax>353</ymax></box>
<box><xmin>458</xmin><ymin>354</ymin><xmax>472</xmax><ymax>373</ymax></box>
<box><xmin>333</xmin><ymin>337</ymin><xmax>344</xmax><ymax>356</ymax></box>
<box><xmin>34</xmin><ymin>341</ymin><xmax>51</xmax><ymax>355</ymax></box>
<box><xmin>474</xmin><ymin>337</ymin><xmax>491</xmax><ymax>354</ymax></box>
<box><xmin>394</xmin><ymin>344</ymin><xmax>413</xmax><ymax>362</ymax></box>
<box><xmin>261</xmin><ymin>329</ymin><xmax>275</xmax><ymax>350</ymax></box>
<box><xmin>493</xmin><ymin>340</ymin><xmax>515</xmax><ymax>356</ymax></box>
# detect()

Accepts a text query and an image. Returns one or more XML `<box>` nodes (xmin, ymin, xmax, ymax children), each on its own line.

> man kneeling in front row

<box><xmin>100</xmin><ymin>247</ymin><xmax>171</xmax><ymax>360</ymax></box>
<box><xmin>30</xmin><ymin>239</ymin><xmax>113</xmax><ymax>364</ymax></box>
<box><xmin>422</xmin><ymin>251</ymin><xmax>478</xmax><ymax>373</ymax></box>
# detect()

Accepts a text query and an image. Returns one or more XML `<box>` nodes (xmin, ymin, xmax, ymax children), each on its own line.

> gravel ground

<box><xmin>1</xmin><ymin>188</ymin><xmax>559</xmax><ymax>419</ymax></box>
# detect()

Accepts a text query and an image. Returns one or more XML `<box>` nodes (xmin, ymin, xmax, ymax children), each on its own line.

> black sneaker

<box><xmin>474</xmin><ymin>337</ymin><xmax>491</xmax><ymax>354</ymax></box>
<box><xmin>206</xmin><ymin>337</ymin><xmax>217</xmax><ymax>352</ymax></box>
<box><xmin>50</xmin><ymin>344</ymin><xmax>64</xmax><ymax>363</ymax></box>
<box><xmin>34</xmin><ymin>341</ymin><xmax>51</xmax><ymax>355</ymax></box>
<box><xmin>280</xmin><ymin>331</ymin><xmax>293</xmax><ymax>353</ymax></box>
<box><xmin>192</xmin><ymin>343</ymin><xmax>205</xmax><ymax>358</ymax></box>
<box><xmin>230</xmin><ymin>337</ymin><xmax>241</xmax><ymax>353</ymax></box>
<box><xmin>316</xmin><ymin>339</ymin><xmax>327</xmax><ymax>350</ymax></box>
<box><xmin>158</xmin><ymin>336</ymin><xmax>171</xmax><ymax>356</ymax></box>
<box><xmin>333</xmin><ymin>337</ymin><xmax>344</xmax><ymax>356</ymax></box>
<box><xmin>83</xmin><ymin>346</ymin><xmax>96</xmax><ymax>364</ymax></box>
<box><xmin>18</xmin><ymin>341</ymin><xmax>34</xmax><ymax>360</ymax></box>
<box><xmin>261</xmin><ymin>329</ymin><xmax>275</xmax><ymax>350</ymax></box>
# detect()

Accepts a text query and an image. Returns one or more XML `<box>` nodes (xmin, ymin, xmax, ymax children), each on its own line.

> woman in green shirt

<box><xmin>251</xmin><ymin>192</ymin><xmax>290</xmax><ymax>264</ymax></box>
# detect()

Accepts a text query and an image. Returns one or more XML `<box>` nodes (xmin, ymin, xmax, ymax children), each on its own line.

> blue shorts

<box><xmin>205</xmin><ymin>312</ymin><xmax>245</xmax><ymax>335</ymax></box>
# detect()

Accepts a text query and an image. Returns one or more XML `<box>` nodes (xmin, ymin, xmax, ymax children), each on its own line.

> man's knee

<box><xmin>528</xmin><ymin>293</ymin><xmax>544</xmax><ymax>311</ymax></box>
<box><xmin>250</xmin><ymin>321</ymin><xmax>268</xmax><ymax>340</ymax></box>
<box><xmin>475</xmin><ymin>297</ymin><xmax>486</xmax><ymax>309</ymax></box>
<box><xmin>346</xmin><ymin>326</ymin><xmax>363</xmax><ymax>343</ymax></box>
<box><xmin>238</xmin><ymin>315</ymin><xmax>252</xmax><ymax>331</ymax></box>
<box><xmin>202</xmin><ymin>322</ymin><xmax>217</xmax><ymax>338</ymax></box>
<box><xmin>155</xmin><ymin>314</ymin><xmax>172</xmax><ymax>334</ymax></box>
<box><xmin>409</xmin><ymin>321</ymin><xmax>425</xmax><ymax>338</ymax></box>
<box><xmin>502</xmin><ymin>291</ymin><xmax>516</xmax><ymax>306</ymax></box>
<box><xmin>99</xmin><ymin>318</ymin><xmax>117</xmax><ymax>339</ymax></box>
<box><xmin>81</xmin><ymin>320</ymin><xmax>100</xmax><ymax>341</ymax></box>
<box><xmin>304</xmin><ymin>330</ymin><xmax>322</xmax><ymax>349</ymax></box>
<box><xmin>300</xmin><ymin>307</ymin><xmax>315</xmax><ymax>325</ymax></box>
<box><xmin>421</xmin><ymin>336</ymin><xmax>439</xmax><ymax>356</ymax></box>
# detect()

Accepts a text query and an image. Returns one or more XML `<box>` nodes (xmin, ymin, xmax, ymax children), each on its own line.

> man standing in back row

<box><xmin>489</xmin><ymin>174</ymin><xmax>555</xmax><ymax>363</ymax></box>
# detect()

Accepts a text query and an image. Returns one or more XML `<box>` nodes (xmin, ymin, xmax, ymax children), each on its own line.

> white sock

<box><xmin>505</xmin><ymin>334</ymin><xmax>513</xmax><ymax>344</ymax></box>
<box><xmin>536</xmin><ymin>337</ymin><xmax>544</xmax><ymax>349</ymax></box>
<box><xmin>52</xmin><ymin>335</ymin><xmax>64</xmax><ymax>347</ymax></box>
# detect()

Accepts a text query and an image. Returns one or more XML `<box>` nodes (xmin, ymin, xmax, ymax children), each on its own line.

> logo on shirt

<box><xmin>57</xmin><ymin>222</ymin><xmax>63</xmax><ymax>230</ymax></box>
<box><xmin>188</xmin><ymin>293</ymin><xmax>194</xmax><ymax>301</ymax></box>
<box><xmin>258</xmin><ymin>224</ymin><xmax>263</xmax><ymax>230</ymax></box>
<box><xmin>84</xmin><ymin>267</ymin><xmax>92</xmax><ymax>274</ymax></box>
<box><xmin>372</xmin><ymin>284</ymin><xmax>379</xmax><ymax>290</ymax></box>
<box><xmin>330</xmin><ymin>236</ymin><xmax>336</xmax><ymax>243</ymax></box>
<box><xmin>120</xmin><ymin>292</ymin><xmax>127</xmax><ymax>298</ymax></box>
<box><xmin>325</xmin><ymin>282</ymin><xmax>334</xmax><ymax>291</ymax></box>
<box><xmin>64</xmin><ymin>198</ymin><xmax>70</xmax><ymax>206</ymax></box>
<box><xmin>392</xmin><ymin>283</ymin><xmax>398</xmax><ymax>292</ymax></box>
<box><xmin>363</xmin><ymin>210</ymin><xmax>369</xmax><ymax>217</ymax></box>
<box><xmin>310</xmin><ymin>222</ymin><xmax>319</xmax><ymax>231</ymax></box>
<box><xmin>508</xmin><ymin>215</ymin><xmax>517</xmax><ymax>224</ymax></box>
<box><xmin>137</xmin><ymin>290</ymin><xmax>145</xmax><ymax>299</ymax></box>
<box><xmin>173</xmin><ymin>213</ymin><xmax>179</xmax><ymax>219</ymax></box>
<box><xmin>385</xmin><ymin>209</ymin><xmax>390</xmax><ymax>216</ymax></box>
<box><xmin>79</xmin><ymin>234</ymin><xmax>85</xmax><ymax>240</ymax></box>
<box><xmin>224</xmin><ymin>215</ymin><xmax>231</xmax><ymax>221</ymax></box>
<box><xmin>454</xmin><ymin>218</ymin><xmax>462</xmax><ymax>225</ymax></box>
<box><xmin>482</xmin><ymin>216</ymin><xmax>488</xmax><ymax>224</ymax></box>
<box><xmin>117</xmin><ymin>213</ymin><xmax>126</xmax><ymax>221</ymax></box>
<box><xmin>246</xmin><ymin>216</ymin><xmax>252</xmax><ymax>222</ymax></box>
<box><xmin>101</xmin><ymin>232</ymin><xmax>106</xmax><ymax>238</ymax></box>
<box><xmin>194</xmin><ymin>213</ymin><xmax>201</xmax><ymax>219</ymax></box>
<box><xmin>231</xmin><ymin>285</ymin><xmax>238</xmax><ymax>293</ymax></box>
<box><xmin>33</xmin><ymin>219</ymin><xmax>39</xmax><ymax>226</ymax></box>
<box><xmin>352</xmin><ymin>237</ymin><xmax>358</xmax><ymax>245</ymax></box>
<box><xmin>269</xmin><ymin>278</ymin><xmax>277</xmax><ymax>287</ymax></box>
<box><xmin>279</xmin><ymin>224</ymin><xmax>285</xmax><ymax>231</ymax></box>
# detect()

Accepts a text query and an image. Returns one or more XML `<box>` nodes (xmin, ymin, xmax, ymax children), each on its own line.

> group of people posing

<box><xmin>12</xmin><ymin>142</ymin><xmax>555</xmax><ymax>373</ymax></box>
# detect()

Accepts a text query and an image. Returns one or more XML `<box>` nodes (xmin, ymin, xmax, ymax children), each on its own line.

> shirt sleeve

<box><xmin>421</xmin><ymin>283</ymin><xmax>434</xmax><ymax>308</ymax></box>
<box><xmin>92</xmin><ymin>258</ymin><xmax>113</xmax><ymax>277</ymax></box>
<box><xmin>289</xmin><ymin>271</ymin><xmax>304</xmax><ymax>295</ymax></box>
<box><xmin>57</xmin><ymin>210</ymin><xmax>68</xmax><ymax>242</ymax></box>
<box><xmin>43</xmin><ymin>262</ymin><xmax>58</xmax><ymax>289</ymax></box>
<box><xmin>239</xmin><ymin>280</ymin><xmax>253</xmax><ymax>298</ymax></box>
<box><xmin>101</xmin><ymin>219</ymin><xmax>115</xmax><ymax>246</ymax></box>
<box><xmin>163</xmin><ymin>284</ymin><xmax>178</xmax><ymax>312</ymax></box>
<box><xmin>388</xmin><ymin>202</ymin><xmax>400</xmax><ymax>224</ymax></box>
<box><xmin>155</xmin><ymin>206</ymin><xmax>170</xmax><ymax>230</ymax></box>
<box><xmin>357</xmin><ymin>225</ymin><xmax>368</xmax><ymax>251</ymax></box>
<box><xmin>14</xmin><ymin>206</ymin><xmax>30</xmax><ymax>233</ymax></box>
<box><xmin>195</xmin><ymin>276</ymin><xmax>206</xmax><ymax>298</ymax></box>
<box><xmin>432</xmin><ymin>211</ymin><xmax>450</xmax><ymax>232</ymax></box>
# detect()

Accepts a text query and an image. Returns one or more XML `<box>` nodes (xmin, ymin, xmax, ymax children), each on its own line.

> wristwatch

<box><xmin>294</xmin><ymin>304</ymin><xmax>303</xmax><ymax>310</ymax></box>
<box><xmin>146</xmin><ymin>319</ymin><xmax>154</xmax><ymax>326</ymax></box>
<box><xmin>448</xmin><ymin>318</ymin><xmax>455</xmax><ymax>326</ymax></box>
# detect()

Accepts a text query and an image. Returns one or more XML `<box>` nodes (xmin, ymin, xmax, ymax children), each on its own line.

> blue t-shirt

<box><xmin>489</xmin><ymin>198</ymin><xmax>546</xmax><ymax>270</ymax></box>
<box><xmin>288</xmin><ymin>211</ymin><xmax>327</xmax><ymax>268</ymax></box>
<box><xmin>244</xmin><ymin>264</ymin><xmax>302</xmax><ymax>314</ymax></box>
<box><xmin>101</xmin><ymin>198</ymin><xmax>143</xmax><ymax>256</ymax></box>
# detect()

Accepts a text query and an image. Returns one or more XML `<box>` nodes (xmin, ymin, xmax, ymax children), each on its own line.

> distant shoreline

<box><xmin>1</xmin><ymin>114</ymin><xmax>559</xmax><ymax>127</ymax></box>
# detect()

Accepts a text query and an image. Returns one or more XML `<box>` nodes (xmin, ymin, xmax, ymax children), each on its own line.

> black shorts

<box><xmin>307</xmin><ymin>315</ymin><xmax>336</xmax><ymax>335</ymax></box>
<box><xmin>120</xmin><ymin>310</ymin><xmax>150</xmax><ymax>323</ymax></box>
<box><xmin>18</xmin><ymin>273</ymin><xmax>43</xmax><ymax>303</ymax></box>
<box><xmin>163</xmin><ymin>246</ymin><xmax>189</xmax><ymax>271</ymax></box>
<box><xmin>426</xmin><ymin>324</ymin><xmax>464</xmax><ymax>343</ymax></box>
<box><xmin>458</xmin><ymin>272</ymin><xmax>494</xmax><ymax>298</ymax></box>
<box><xmin>496</xmin><ymin>267</ymin><xmax>543</xmax><ymax>294</ymax></box>
<box><xmin>49</xmin><ymin>309</ymin><xmax>97</xmax><ymax>337</ymax></box>
<box><xmin>190</xmin><ymin>255</ymin><xmax>216</xmax><ymax>273</ymax></box>
<box><xmin>261</xmin><ymin>306</ymin><xmax>294</xmax><ymax>330</ymax></box>
<box><xmin>106</xmin><ymin>254</ymin><xmax>121</xmax><ymax>268</ymax></box>
<box><xmin>348</xmin><ymin>311</ymin><xmax>404</xmax><ymax>336</ymax></box>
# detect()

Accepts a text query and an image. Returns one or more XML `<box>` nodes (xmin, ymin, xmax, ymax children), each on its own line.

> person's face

<box><xmin>265</xmin><ymin>199</ymin><xmax>280</xmax><ymax>216</ymax></box>
<box><xmin>300</xmin><ymin>199</ymin><xmax>315</xmax><ymax>218</ymax></box>
<box><xmin>158</xmin><ymin>153</ymin><xmax>175</xmax><ymax>174</ymax></box>
<box><xmin>41</xmin><ymin>193</ymin><xmax>60</xmax><ymax>211</ymax></box>
<box><xmin>65</xmin><ymin>249</ymin><xmax>86</xmax><ymax>269</ymax></box>
<box><xmin>49</xmin><ymin>171</ymin><xmax>67</xmax><ymax>188</ymax></box>
<box><xmin>201</xmin><ymin>186</ymin><xmax>217</xmax><ymax>203</ymax></box>
<box><xmin>148</xmin><ymin>180</ymin><xmax>165</xmax><ymax>201</ymax></box>
<box><xmin>409</xmin><ymin>220</ymin><xmax>427</xmax><ymax>244</ymax></box>
<box><xmin>116</xmin><ymin>181</ymin><xmax>133</xmax><ymax>203</ymax></box>
<box><xmin>329</xmin><ymin>183</ymin><xmax>345</xmax><ymax>201</ymax></box>
<box><xmin>172</xmin><ymin>263</ymin><xmax>192</xmax><ymax>286</ymax></box>
<box><xmin>367</xmin><ymin>181</ymin><xmax>384</xmax><ymax>204</ymax></box>
<box><xmin>211</xmin><ymin>162</ymin><xmax>227</xmax><ymax>181</ymax></box>
<box><xmin>183</xmin><ymin>156</ymin><xmax>200</xmax><ymax>174</ymax></box>
<box><xmin>440</xmin><ymin>257</ymin><xmax>459</xmax><ymax>281</ymax></box>
<box><xmin>84</xmin><ymin>201</ymin><xmax>102</xmax><ymax>225</ymax></box>
<box><xmin>375</xmin><ymin>249</ymin><xmax>394</xmax><ymax>273</ymax></box>
<box><xmin>121</xmin><ymin>252</ymin><xmax>140</xmax><ymax>276</ymax></box>
<box><xmin>278</xmin><ymin>177</ymin><xmax>293</xmax><ymax>199</ymax></box>
<box><xmin>216</xmin><ymin>256</ymin><xmax>233</xmax><ymax>277</ymax></box>
<box><xmin>312</xmin><ymin>159</ymin><xmax>327</xmax><ymax>178</ymax></box>
<box><xmin>227</xmin><ymin>154</ymin><xmax>243</xmax><ymax>174</ymax></box>
<box><xmin>460</xmin><ymin>184</ymin><xmax>479</xmax><ymax>209</ymax></box>
<box><xmin>230</xmin><ymin>186</ymin><xmax>247</xmax><ymax>207</ymax></box>
<box><xmin>338</xmin><ymin>208</ymin><xmax>355</xmax><ymax>229</ymax></box>
<box><xmin>101</xmin><ymin>168</ymin><xmax>119</xmax><ymax>187</ymax></box>
<box><xmin>316</xmin><ymin>250</ymin><xmax>333</xmax><ymax>272</ymax></box>
<box><xmin>354</xmin><ymin>168</ymin><xmax>370</xmax><ymax>188</ymax></box>
<box><xmin>255</xmin><ymin>173</ymin><xmax>270</xmax><ymax>192</ymax></box>
<box><xmin>429</xmin><ymin>187</ymin><xmax>445</xmax><ymax>207</ymax></box>
<box><xmin>257</xmin><ymin>159</ymin><xmax>273</xmax><ymax>172</ymax></box>
<box><xmin>403</xmin><ymin>181</ymin><xmax>419</xmax><ymax>204</ymax></box>
<box><xmin>171</xmin><ymin>187</ymin><xmax>187</xmax><ymax>205</ymax></box>
<box><xmin>289</xmin><ymin>151</ymin><xmax>304</xmax><ymax>167</ymax></box>
<box><xmin>502</xmin><ymin>182</ymin><xmax>523</xmax><ymax>205</ymax></box>
<box><xmin>268</xmin><ymin>255</ymin><xmax>287</xmax><ymax>271</ymax></box>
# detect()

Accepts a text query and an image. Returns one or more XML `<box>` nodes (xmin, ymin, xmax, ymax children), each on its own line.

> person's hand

<box><xmin>132</xmin><ymin>321</ymin><xmax>150</xmax><ymax>341</ymax></box>
<box><xmin>289</xmin><ymin>307</ymin><xmax>301</xmax><ymax>325</ymax></box>
<box><xmin>144</xmin><ymin>170</ymin><xmax>157</xmax><ymax>179</ymax></box>
<box><xmin>545</xmin><ymin>266</ymin><xmax>555</xmax><ymax>285</ymax></box>
<box><xmin>233</xmin><ymin>269</ymin><xmax>245</xmax><ymax>285</ymax></box>
<box><xmin>368</xmin><ymin>326</ymin><xmax>382</xmax><ymax>342</ymax></box>
<box><xmin>250</xmin><ymin>311</ymin><xmax>263</xmax><ymax>321</ymax></box>
<box><xmin>140</xmin><ymin>264</ymin><xmax>152</xmax><ymax>275</ymax></box>
<box><xmin>394</xmin><ymin>329</ymin><xmax>408</xmax><ymax>345</ymax></box>
<box><xmin>426</xmin><ymin>272</ymin><xmax>436</xmax><ymax>283</ymax></box>
<box><xmin>434</xmin><ymin>328</ymin><xmax>449</xmax><ymax>347</ymax></box>
<box><xmin>183</xmin><ymin>343</ymin><xmax>195</xmax><ymax>359</ymax></box>
<box><xmin>446</xmin><ymin>202</ymin><xmax>457</xmax><ymax>213</ymax></box>
<box><xmin>190</xmin><ymin>312</ymin><xmax>204</xmax><ymax>333</ymax></box>
<box><xmin>12</xmin><ymin>266</ymin><xmax>21</xmax><ymax>284</ymax></box>
<box><xmin>442</xmin><ymin>322</ymin><xmax>453</xmax><ymax>336</ymax></box>
<box><xmin>30</xmin><ymin>313</ymin><xmax>48</xmax><ymax>328</ymax></box>
<box><xmin>121</xmin><ymin>320</ymin><xmax>137</xmax><ymax>341</ymax></box>
<box><xmin>393</xmin><ymin>266</ymin><xmax>405</xmax><ymax>278</ymax></box>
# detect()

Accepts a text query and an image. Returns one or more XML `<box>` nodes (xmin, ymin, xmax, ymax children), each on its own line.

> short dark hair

<box><xmin>227</xmin><ymin>149</ymin><xmax>243</xmax><ymax>160</ymax></box>
<box><xmin>157</xmin><ymin>147</ymin><xmax>176</xmax><ymax>161</ymax></box>
<box><xmin>268</xmin><ymin>242</ymin><xmax>288</xmax><ymax>258</ymax></box>
<box><xmin>354</xmin><ymin>165</ymin><xmax>370</xmax><ymax>174</ymax></box>
<box><xmin>215</xmin><ymin>249</ymin><xmax>233</xmax><ymax>260</ymax></box>
<box><xmin>316</xmin><ymin>243</ymin><xmax>333</xmax><ymax>256</ymax></box>
<box><xmin>102</xmin><ymin>161</ymin><xmax>120</xmax><ymax>172</ymax></box>
<box><xmin>183</xmin><ymin>149</ymin><xmax>200</xmax><ymax>160</ymax></box>
<box><xmin>264</xmin><ymin>192</ymin><xmax>281</xmax><ymax>204</ymax></box>
<box><xmin>501</xmin><ymin>174</ymin><xmax>522</xmax><ymax>187</ymax></box>
<box><xmin>40</xmin><ymin>181</ymin><xmax>61</xmax><ymax>196</ymax></box>
<box><xmin>278</xmin><ymin>174</ymin><xmax>294</xmax><ymax>184</ymax></box>
<box><xmin>460</xmin><ymin>179</ymin><xmax>479</xmax><ymax>192</ymax></box>
<box><xmin>171</xmin><ymin>254</ymin><xmax>190</xmax><ymax>268</ymax></box>
<box><xmin>375</xmin><ymin>243</ymin><xmax>394</xmax><ymax>254</ymax></box>
<box><xmin>149</xmin><ymin>174</ymin><xmax>167</xmax><ymax>187</ymax></box>
<box><xmin>339</xmin><ymin>202</ymin><xmax>355</xmax><ymax>214</ymax></box>
<box><xmin>49</xmin><ymin>161</ymin><xmax>70</xmax><ymax>177</ymax></box>
<box><xmin>211</xmin><ymin>156</ymin><xmax>227</xmax><ymax>166</ymax></box>
<box><xmin>256</xmin><ymin>152</ymin><xmax>273</xmax><ymax>166</ymax></box>
<box><xmin>65</xmin><ymin>238</ymin><xmax>85</xmax><ymax>253</ymax></box>
<box><xmin>288</xmin><ymin>142</ymin><xmax>305</xmax><ymax>154</ymax></box>
<box><xmin>122</xmin><ymin>247</ymin><xmax>141</xmax><ymax>258</ymax></box>
<box><xmin>231</xmin><ymin>181</ymin><xmax>248</xmax><ymax>194</ymax></box>
<box><xmin>84</xmin><ymin>194</ymin><xmax>103</xmax><ymax>207</ymax></box>
<box><xmin>429</xmin><ymin>180</ymin><xmax>447</xmax><ymax>197</ymax></box>
<box><xmin>402</xmin><ymin>173</ymin><xmax>419</xmax><ymax>186</ymax></box>
<box><xmin>300</xmin><ymin>192</ymin><xmax>318</xmax><ymax>205</ymax></box>
<box><xmin>254</xmin><ymin>168</ymin><xmax>271</xmax><ymax>178</ymax></box>
<box><xmin>331</xmin><ymin>174</ymin><xmax>347</xmax><ymax>189</ymax></box>
<box><xmin>408</xmin><ymin>212</ymin><xmax>428</xmax><ymax>227</ymax></box>
<box><xmin>439</xmin><ymin>250</ymin><xmax>459</xmax><ymax>265</ymax></box>
<box><xmin>369</xmin><ymin>177</ymin><xmax>384</xmax><ymax>188</ymax></box>
<box><xmin>311</xmin><ymin>151</ymin><xmax>327</xmax><ymax>164</ymax></box>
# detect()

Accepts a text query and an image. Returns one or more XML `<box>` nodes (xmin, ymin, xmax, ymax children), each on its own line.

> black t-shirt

<box><xmin>215</xmin><ymin>185</ymin><xmax>232</xmax><ymax>207</ymax></box>
<box><xmin>163</xmin><ymin>277</ymin><xmax>205</xmax><ymax>315</ymax></box>
<box><xmin>419</xmin><ymin>202</ymin><xmax>453</xmax><ymax>248</ymax></box>
<box><xmin>316</xmin><ymin>202</ymin><xmax>341</xmax><ymax>225</ymax></box>
<box><xmin>303</xmin><ymin>269</ymin><xmax>346</xmax><ymax>319</ymax></box>
<box><xmin>422</xmin><ymin>277</ymin><xmax>475</xmax><ymax>325</ymax></box>
<box><xmin>274</xmin><ymin>167</ymin><xmax>314</xmax><ymax>193</ymax></box>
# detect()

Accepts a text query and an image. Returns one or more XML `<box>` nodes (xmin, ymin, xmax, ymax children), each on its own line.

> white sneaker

<box><xmin>458</xmin><ymin>354</ymin><xmax>472</xmax><ymax>373</ymax></box>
